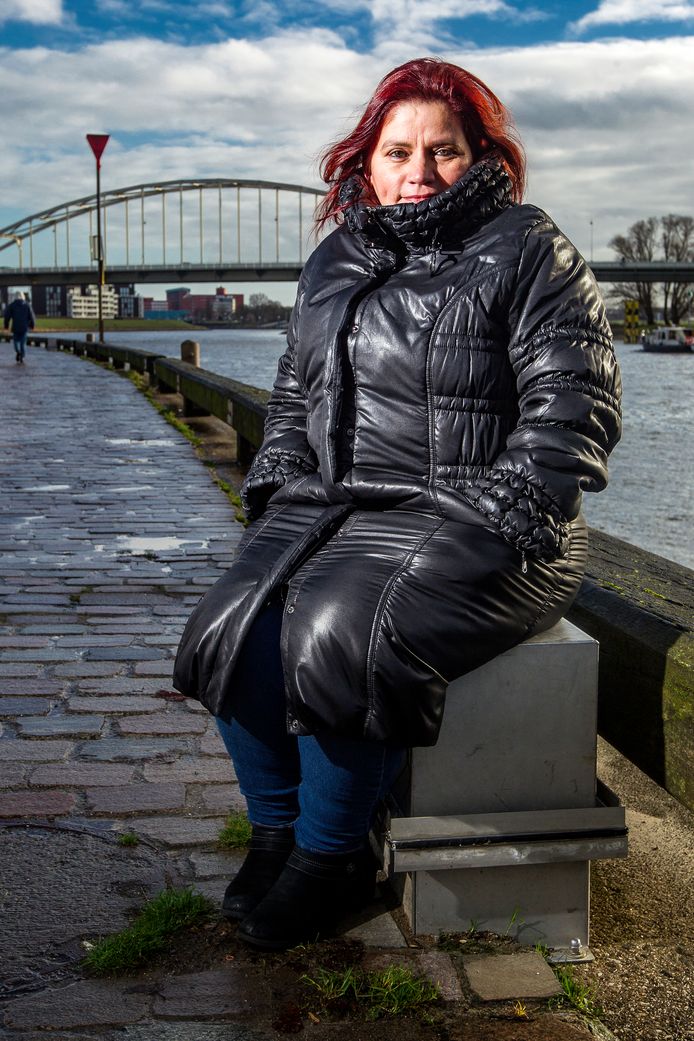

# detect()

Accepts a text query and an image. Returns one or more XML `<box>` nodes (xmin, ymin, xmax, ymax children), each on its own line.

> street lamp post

<box><xmin>86</xmin><ymin>134</ymin><xmax>110</xmax><ymax>342</ymax></box>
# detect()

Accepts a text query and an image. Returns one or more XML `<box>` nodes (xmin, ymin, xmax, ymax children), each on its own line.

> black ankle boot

<box><xmin>236</xmin><ymin>844</ymin><xmax>377</xmax><ymax>950</ymax></box>
<box><xmin>222</xmin><ymin>823</ymin><xmax>295</xmax><ymax>921</ymax></box>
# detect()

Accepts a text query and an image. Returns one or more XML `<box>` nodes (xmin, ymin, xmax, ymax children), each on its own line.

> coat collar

<box><xmin>341</xmin><ymin>155</ymin><xmax>512</xmax><ymax>252</ymax></box>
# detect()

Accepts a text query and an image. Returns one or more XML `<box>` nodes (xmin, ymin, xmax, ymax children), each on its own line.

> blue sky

<box><xmin>5</xmin><ymin>1</ymin><xmax>694</xmax><ymax>50</ymax></box>
<box><xmin>1</xmin><ymin>0</ymin><xmax>693</xmax><ymax>301</ymax></box>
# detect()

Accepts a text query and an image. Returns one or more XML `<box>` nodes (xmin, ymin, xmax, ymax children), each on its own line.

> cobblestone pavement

<box><xmin>0</xmin><ymin>346</ymin><xmax>600</xmax><ymax>1039</ymax></box>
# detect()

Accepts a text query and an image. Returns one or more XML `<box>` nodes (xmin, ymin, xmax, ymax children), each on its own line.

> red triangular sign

<box><xmin>86</xmin><ymin>134</ymin><xmax>110</xmax><ymax>161</ymax></box>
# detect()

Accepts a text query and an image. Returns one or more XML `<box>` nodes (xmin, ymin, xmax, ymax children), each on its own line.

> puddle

<box><xmin>115</xmin><ymin>536</ymin><xmax>209</xmax><ymax>553</ymax></box>
<box><xmin>107</xmin><ymin>486</ymin><xmax>155</xmax><ymax>493</ymax></box>
<box><xmin>104</xmin><ymin>438</ymin><xmax>177</xmax><ymax>447</ymax></box>
<box><xmin>26</xmin><ymin>485</ymin><xmax>71</xmax><ymax>492</ymax></box>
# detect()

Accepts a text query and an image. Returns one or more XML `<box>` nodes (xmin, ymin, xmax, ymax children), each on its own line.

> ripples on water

<box><xmin>99</xmin><ymin>329</ymin><xmax>693</xmax><ymax>569</ymax></box>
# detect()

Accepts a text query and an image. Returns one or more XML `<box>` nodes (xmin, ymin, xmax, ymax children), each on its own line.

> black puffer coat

<box><xmin>173</xmin><ymin>157</ymin><xmax>621</xmax><ymax>747</ymax></box>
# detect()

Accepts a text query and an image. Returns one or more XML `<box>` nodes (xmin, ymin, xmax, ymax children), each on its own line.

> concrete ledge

<box><xmin>153</xmin><ymin>357</ymin><xmax>269</xmax><ymax>464</ymax></box>
<box><xmin>569</xmin><ymin>529</ymin><xmax>693</xmax><ymax>811</ymax></box>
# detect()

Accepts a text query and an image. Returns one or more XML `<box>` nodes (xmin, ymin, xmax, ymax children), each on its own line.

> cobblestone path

<box><xmin>0</xmin><ymin>346</ymin><xmax>244</xmax><ymax>841</ymax></box>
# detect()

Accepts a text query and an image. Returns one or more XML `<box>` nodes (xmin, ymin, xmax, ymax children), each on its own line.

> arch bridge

<box><xmin>0</xmin><ymin>178</ymin><xmax>327</xmax><ymax>286</ymax></box>
<box><xmin>1</xmin><ymin>179</ymin><xmax>693</xmax><ymax>286</ymax></box>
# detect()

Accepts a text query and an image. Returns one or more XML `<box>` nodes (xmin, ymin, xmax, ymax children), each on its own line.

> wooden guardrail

<box><xmin>6</xmin><ymin>331</ymin><xmax>693</xmax><ymax>812</ymax></box>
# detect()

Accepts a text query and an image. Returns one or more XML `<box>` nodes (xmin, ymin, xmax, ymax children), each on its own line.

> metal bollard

<box><xmin>180</xmin><ymin>339</ymin><xmax>200</xmax><ymax>366</ymax></box>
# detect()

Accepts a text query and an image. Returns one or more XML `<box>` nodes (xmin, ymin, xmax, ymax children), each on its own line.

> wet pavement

<box><xmin>1</xmin><ymin>343</ymin><xmax>689</xmax><ymax>1039</ymax></box>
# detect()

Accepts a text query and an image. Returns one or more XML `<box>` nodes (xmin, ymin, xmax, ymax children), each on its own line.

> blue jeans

<box><xmin>216</xmin><ymin>602</ymin><xmax>406</xmax><ymax>853</ymax></box>
<box><xmin>13</xmin><ymin>331</ymin><xmax>27</xmax><ymax>359</ymax></box>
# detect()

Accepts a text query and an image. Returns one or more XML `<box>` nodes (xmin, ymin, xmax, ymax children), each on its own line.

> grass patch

<box><xmin>218</xmin><ymin>811</ymin><xmax>252</xmax><ymax>849</ymax></box>
<box><xmin>116</xmin><ymin>832</ymin><xmax>140</xmax><ymax>847</ymax></box>
<box><xmin>82</xmin><ymin>886</ymin><xmax>213</xmax><ymax>976</ymax></box>
<box><xmin>549</xmin><ymin>965</ymin><xmax>602</xmax><ymax>1019</ymax></box>
<box><xmin>211</xmin><ymin>473</ymin><xmax>247</xmax><ymax>526</ymax></box>
<box><xmin>302</xmin><ymin>964</ymin><xmax>440</xmax><ymax>1020</ymax></box>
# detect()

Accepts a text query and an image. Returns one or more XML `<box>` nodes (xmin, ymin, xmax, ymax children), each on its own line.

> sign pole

<box><xmin>86</xmin><ymin>134</ymin><xmax>110</xmax><ymax>343</ymax></box>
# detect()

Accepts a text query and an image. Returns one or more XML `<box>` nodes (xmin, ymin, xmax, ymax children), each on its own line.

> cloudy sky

<box><xmin>1</xmin><ymin>0</ymin><xmax>693</xmax><ymax>301</ymax></box>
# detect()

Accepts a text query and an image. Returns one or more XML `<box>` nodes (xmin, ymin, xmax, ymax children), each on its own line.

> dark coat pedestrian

<box><xmin>4</xmin><ymin>292</ymin><xmax>35</xmax><ymax>363</ymax></box>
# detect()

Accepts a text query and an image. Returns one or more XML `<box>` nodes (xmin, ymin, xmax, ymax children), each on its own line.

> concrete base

<box><xmin>388</xmin><ymin>620</ymin><xmax>626</xmax><ymax>948</ymax></box>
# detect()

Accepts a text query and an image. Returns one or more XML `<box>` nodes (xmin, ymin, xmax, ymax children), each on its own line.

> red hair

<box><xmin>317</xmin><ymin>57</ymin><xmax>525</xmax><ymax>229</ymax></box>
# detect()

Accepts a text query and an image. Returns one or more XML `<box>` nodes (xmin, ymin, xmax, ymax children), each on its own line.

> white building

<box><xmin>67</xmin><ymin>284</ymin><xmax>119</xmax><ymax>319</ymax></box>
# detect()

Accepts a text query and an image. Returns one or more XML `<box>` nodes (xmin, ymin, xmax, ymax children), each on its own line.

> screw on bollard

<box><xmin>180</xmin><ymin>339</ymin><xmax>200</xmax><ymax>367</ymax></box>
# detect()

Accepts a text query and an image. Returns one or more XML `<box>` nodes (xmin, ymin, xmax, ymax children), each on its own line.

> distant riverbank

<box><xmin>34</xmin><ymin>318</ymin><xmax>287</xmax><ymax>333</ymax></box>
<box><xmin>34</xmin><ymin>318</ymin><xmax>203</xmax><ymax>332</ymax></box>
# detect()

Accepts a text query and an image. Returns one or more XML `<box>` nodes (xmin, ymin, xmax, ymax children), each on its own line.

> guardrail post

<box><xmin>180</xmin><ymin>339</ymin><xmax>200</xmax><ymax>367</ymax></box>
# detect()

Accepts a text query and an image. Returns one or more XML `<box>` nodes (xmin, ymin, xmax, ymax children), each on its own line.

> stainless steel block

<box><xmin>389</xmin><ymin>620</ymin><xmax>625</xmax><ymax>947</ymax></box>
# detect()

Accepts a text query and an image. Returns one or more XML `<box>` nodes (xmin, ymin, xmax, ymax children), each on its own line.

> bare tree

<box><xmin>661</xmin><ymin>214</ymin><xmax>694</xmax><ymax>325</ymax></box>
<box><xmin>608</xmin><ymin>218</ymin><xmax>658</xmax><ymax>325</ymax></box>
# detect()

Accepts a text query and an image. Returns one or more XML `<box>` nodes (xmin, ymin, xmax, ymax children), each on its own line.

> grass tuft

<box><xmin>82</xmin><ymin>886</ymin><xmax>213</xmax><ymax>976</ymax></box>
<box><xmin>302</xmin><ymin>964</ymin><xmax>440</xmax><ymax>1020</ymax></box>
<box><xmin>116</xmin><ymin>832</ymin><xmax>140</xmax><ymax>847</ymax></box>
<box><xmin>549</xmin><ymin>965</ymin><xmax>602</xmax><ymax>1019</ymax></box>
<box><xmin>218</xmin><ymin>811</ymin><xmax>252</xmax><ymax>849</ymax></box>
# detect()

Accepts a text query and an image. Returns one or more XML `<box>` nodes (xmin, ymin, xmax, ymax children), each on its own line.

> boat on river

<box><xmin>640</xmin><ymin>327</ymin><xmax>692</xmax><ymax>353</ymax></box>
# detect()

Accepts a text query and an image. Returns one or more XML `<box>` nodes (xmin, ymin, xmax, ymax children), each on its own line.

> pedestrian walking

<box><xmin>174</xmin><ymin>57</ymin><xmax>622</xmax><ymax>950</ymax></box>
<box><xmin>4</xmin><ymin>291</ymin><xmax>35</xmax><ymax>364</ymax></box>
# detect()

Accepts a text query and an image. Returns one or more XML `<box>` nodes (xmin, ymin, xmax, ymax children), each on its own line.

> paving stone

<box><xmin>68</xmin><ymin>695</ymin><xmax>163</xmax><ymax>713</ymax></box>
<box><xmin>84</xmin><ymin>646</ymin><xmax>166</xmax><ymax>661</ymax></box>
<box><xmin>0</xmin><ymin>663</ymin><xmax>44</xmax><ymax>676</ymax></box>
<box><xmin>0</xmin><ymin>678</ymin><xmax>65</xmax><ymax>695</ymax></box>
<box><xmin>0</xmin><ymin>763</ymin><xmax>28</xmax><ymax>787</ymax></box>
<box><xmin>0</xmin><ymin>647</ymin><xmax>82</xmax><ymax>661</ymax></box>
<box><xmin>85</xmin><ymin>783</ymin><xmax>187</xmax><ymax>814</ymax></box>
<box><xmin>123</xmin><ymin>815</ymin><xmax>227</xmax><ymax>847</ymax></box>
<box><xmin>0</xmin><ymin>636</ymin><xmax>51</xmax><ymax>647</ymax></box>
<box><xmin>116</xmin><ymin>713</ymin><xmax>208</xmax><ymax>735</ymax></box>
<box><xmin>0</xmin><ymin>696</ymin><xmax>53</xmax><ymax>714</ymax></box>
<box><xmin>3</xmin><ymin>979</ymin><xmax>152</xmax><ymax>1029</ymax></box>
<box><xmin>144</xmin><ymin>757</ymin><xmax>234</xmax><ymax>784</ymax></box>
<box><xmin>198</xmin><ymin>725</ymin><xmax>228</xmax><ymax>756</ymax></box>
<box><xmin>0</xmin><ymin>739</ymin><xmax>74</xmax><ymax>761</ymax></box>
<box><xmin>18</xmin><ymin>715</ymin><xmax>106</xmax><ymax>737</ymax></box>
<box><xmin>75</xmin><ymin>678</ymin><xmax>169</xmax><ymax>694</ymax></box>
<box><xmin>0</xmin><ymin>788</ymin><xmax>77</xmax><ymax>817</ymax></box>
<box><xmin>189</xmin><ymin>849</ymin><xmax>245</xmax><ymax>879</ymax></box>
<box><xmin>56</xmin><ymin>634</ymin><xmax>135</xmax><ymax>647</ymax></box>
<box><xmin>153</xmin><ymin>967</ymin><xmax>270</xmax><ymax>1019</ymax></box>
<box><xmin>30</xmin><ymin>762</ymin><xmax>136</xmax><ymax>787</ymax></box>
<box><xmin>76</xmin><ymin>736</ymin><xmax>189</xmax><ymax>760</ymax></box>
<box><xmin>463</xmin><ymin>951</ymin><xmax>563</xmax><ymax>1000</ymax></box>
<box><xmin>53</xmin><ymin>662</ymin><xmax>128</xmax><ymax>677</ymax></box>
<box><xmin>115</xmin><ymin>1022</ymin><xmax>276</xmax><ymax>1040</ymax></box>
<box><xmin>199</xmin><ymin>784</ymin><xmax>246</xmax><ymax>814</ymax></box>
<box><xmin>133</xmin><ymin>661</ymin><xmax>175</xmax><ymax>676</ymax></box>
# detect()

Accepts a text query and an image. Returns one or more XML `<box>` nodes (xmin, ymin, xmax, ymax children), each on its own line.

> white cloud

<box><xmin>0</xmin><ymin>29</ymin><xmax>693</xmax><ymax>265</ymax></box>
<box><xmin>571</xmin><ymin>0</ymin><xmax>694</xmax><ymax>33</ymax></box>
<box><xmin>0</xmin><ymin>0</ymin><xmax>63</xmax><ymax>25</ymax></box>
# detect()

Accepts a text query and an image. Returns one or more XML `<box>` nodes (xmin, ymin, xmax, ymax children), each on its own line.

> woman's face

<box><xmin>367</xmin><ymin>99</ymin><xmax>474</xmax><ymax>206</ymax></box>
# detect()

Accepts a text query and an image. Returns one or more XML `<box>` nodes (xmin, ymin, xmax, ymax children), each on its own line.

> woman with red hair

<box><xmin>175</xmin><ymin>58</ymin><xmax>621</xmax><ymax>950</ymax></box>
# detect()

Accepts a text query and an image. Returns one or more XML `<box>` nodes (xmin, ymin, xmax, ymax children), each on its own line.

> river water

<box><xmin>90</xmin><ymin>328</ymin><xmax>693</xmax><ymax>570</ymax></box>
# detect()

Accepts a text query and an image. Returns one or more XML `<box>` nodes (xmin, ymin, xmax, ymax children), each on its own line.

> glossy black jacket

<box><xmin>173</xmin><ymin>158</ymin><xmax>622</xmax><ymax>747</ymax></box>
